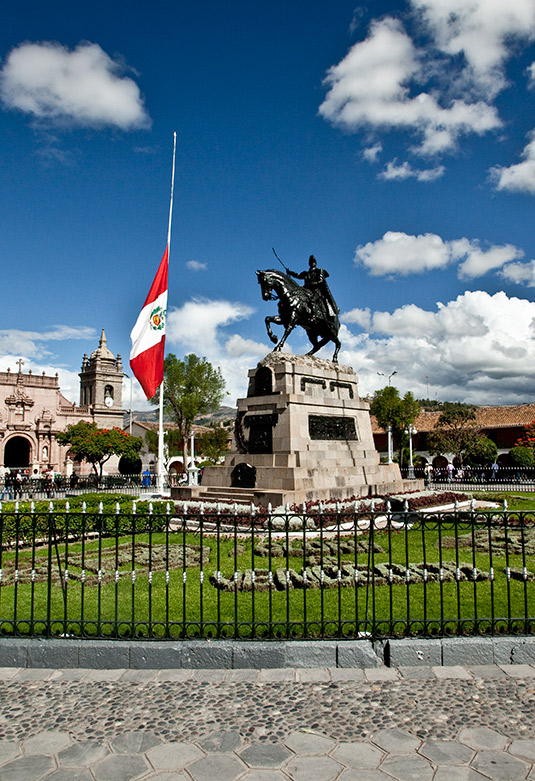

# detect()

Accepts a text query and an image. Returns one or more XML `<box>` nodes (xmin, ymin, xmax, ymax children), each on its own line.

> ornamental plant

<box><xmin>57</xmin><ymin>421</ymin><xmax>143</xmax><ymax>481</ymax></box>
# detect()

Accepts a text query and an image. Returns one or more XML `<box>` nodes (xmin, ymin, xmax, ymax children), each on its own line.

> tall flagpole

<box><xmin>158</xmin><ymin>131</ymin><xmax>177</xmax><ymax>494</ymax></box>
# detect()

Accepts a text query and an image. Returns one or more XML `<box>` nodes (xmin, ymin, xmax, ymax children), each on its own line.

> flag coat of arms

<box><xmin>130</xmin><ymin>247</ymin><xmax>168</xmax><ymax>399</ymax></box>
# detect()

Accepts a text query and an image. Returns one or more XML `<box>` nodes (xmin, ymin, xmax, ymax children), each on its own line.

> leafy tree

<box><xmin>514</xmin><ymin>421</ymin><xmax>535</xmax><ymax>449</ymax></box>
<box><xmin>464</xmin><ymin>436</ymin><xmax>498</xmax><ymax>467</ymax></box>
<box><xmin>150</xmin><ymin>353</ymin><xmax>226</xmax><ymax>467</ymax></box>
<box><xmin>427</xmin><ymin>402</ymin><xmax>478</xmax><ymax>466</ymax></box>
<box><xmin>197</xmin><ymin>426</ymin><xmax>229</xmax><ymax>465</ymax></box>
<box><xmin>145</xmin><ymin>428</ymin><xmax>183</xmax><ymax>460</ymax></box>
<box><xmin>509</xmin><ymin>446</ymin><xmax>535</xmax><ymax>468</ymax></box>
<box><xmin>371</xmin><ymin>387</ymin><xmax>421</xmax><ymax>464</ymax></box>
<box><xmin>57</xmin><ymin>421</ymin><xmax>143</xmax><ymax>480</ymax></box>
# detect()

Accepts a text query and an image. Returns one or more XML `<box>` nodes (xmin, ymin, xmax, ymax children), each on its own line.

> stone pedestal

<box><xmin>174</xmin><ymin>353</ymin><xmax>417</xmax><ymax>506</ymax></box>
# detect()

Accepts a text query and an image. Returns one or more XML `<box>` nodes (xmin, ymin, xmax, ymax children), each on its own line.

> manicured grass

<box><xmin>1</xmin><ymin>519</ymin><xmax>533</xmax><ymax>639</ymax></box>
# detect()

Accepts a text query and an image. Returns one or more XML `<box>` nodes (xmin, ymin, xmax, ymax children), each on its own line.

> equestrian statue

<box><xmin>257</xmin><ymin>253</ymin><xmax>341</xmax><ymax>362</ymax></box>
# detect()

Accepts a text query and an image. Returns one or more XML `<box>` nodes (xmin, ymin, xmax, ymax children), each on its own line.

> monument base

<box><xmin>173</xmin><ymin>353</ymin><xmax>421</xmax><ymax>506</ymax></box>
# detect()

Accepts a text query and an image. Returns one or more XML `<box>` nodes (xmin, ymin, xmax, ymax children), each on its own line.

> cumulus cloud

<box><xmin>354</xmin><ymin>231</ymin><xmax>525</xmax><ymax>280</ymax></box>
<box><xmin>186</xmin><ymin>260</ymin><xmax>207</xmax><ymax>271</ymax></box>
<box><xmin>500</xmin><ymin>260</ymin><xmax>535</xmax><ymax>287</ymax></box>
<box><xmin>340</xmin><ymin>290</ymin><xmax>535</xmax><ymax>405</ymax></box>
<box><xmin>490</xmin><ymin>131</ymin><xmax>535</xmax><ymax>194</ymax></box>
<box><xmin>528</xmin><ymin>62</ymin><xmax>535</xmax><ymax>88</ymax></box>
<box><xmin>0</xmin><ymin>325</ymin><xmax>95</xmax><ymax>358</ymax></box>
<box><xmin>362</xmin><ymin>143</ymin><xmax>382</xmax><ymax>162</ymax></box>
<box><xmin>0</xmin><ymin>41</ymin><xmax>150</xmax><ymax>129</ymax></box>
<box><xmin>320</xmin><ymin>1</ymin><xmax>535</xmax><ymax>167</ymax></box>
<box><xmin>379</xmin><ymin>160</ymin><xmax>445</xmax><ymax>181</ymax></box>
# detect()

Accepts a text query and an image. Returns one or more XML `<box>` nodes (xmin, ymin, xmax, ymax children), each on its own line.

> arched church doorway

<box><xmin>3</xmin><ymin>436</ymin><xmax>31</xmax><ymax>469</ymax></box>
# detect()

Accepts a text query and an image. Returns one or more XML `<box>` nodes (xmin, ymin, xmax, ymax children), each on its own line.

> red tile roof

<box><xmin>371</xmin><ymin>404</ymin><xmax>535</xmax><ymax>434</ymax></box>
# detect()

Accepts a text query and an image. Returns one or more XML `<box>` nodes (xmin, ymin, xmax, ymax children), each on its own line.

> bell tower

<box><xmin>79</xmin><ymin>329</ymin><xmax>124</xmax><ymax>427</ymax></box>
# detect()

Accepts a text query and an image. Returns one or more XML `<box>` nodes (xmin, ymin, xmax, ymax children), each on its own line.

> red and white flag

<box><xmin>130</xmin><ymin>246</ymin><xmax>168</xmax><ymax>399</ymax></box>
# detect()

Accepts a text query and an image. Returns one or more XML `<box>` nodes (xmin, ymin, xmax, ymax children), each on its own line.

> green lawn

<box><xmin>1</xmin><ymin>517</ymin><xmax>533</xmax><ymax>640</ymax></box>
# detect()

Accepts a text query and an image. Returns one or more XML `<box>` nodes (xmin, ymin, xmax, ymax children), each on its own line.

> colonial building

<box><xmin>0</xmin><ymin>330</ymin><xmax>124</xmax><ymax>474</ymax></box>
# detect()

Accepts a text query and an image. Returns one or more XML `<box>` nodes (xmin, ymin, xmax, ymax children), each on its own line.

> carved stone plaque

<box><xmin>308</xmin><ymin>415</ymin><xmax>357</xmax><ymax>440</ymax></box>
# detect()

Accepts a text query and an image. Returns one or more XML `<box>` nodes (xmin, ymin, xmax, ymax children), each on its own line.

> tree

<box><xmin>145</xmin><ymin>428</ymin><xmax>183</xmax><ymax>460</ymax></box>
<box><xmin>57</xmin><ymin>421</ymin><xmax>143</xmax><ymax>480</ymax></box>
<box><xmin>427</xmin><ymin>402</ymin><xmax>478</xmax><ymax>466</ymax></box>
<box><xmin>464</xmin><ymin>436</ymin><xmax>498</xmax><ymax>467</ymax></box>
<box><xmin>371</xmin><ymin>387</ymin><xmax>421</xmax><ymax>464</ymax></box>
<box><xmin>151</xmin><ymin>354</ymin><xmax>226</xmax><ymax>468</ymax></box>
<box><xmin>513</xmin><ymin>421</ymin><xmax>535</xmax><ymax>450</ymax></box>
<box><xmin>509</xmin><ymin>446</ymin><xmax>535</xmax><ymax>468</ymax></box>
<box><xmin>197</xmin><ymin>426</ymin><xmax>229</xmax><ymax>464</ymax></box>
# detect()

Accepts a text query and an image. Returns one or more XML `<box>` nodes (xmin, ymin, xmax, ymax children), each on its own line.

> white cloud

<box><xmin>354</xmin><ymin>231</ymin><xmax>526</xmax><ymax>280</ymax></box>
<box><xmin>225</xmin><ymin>334</ymin><xmax>266</xmax><ymax>357</ymax></box>
<box><xmin>340</xmin><ymin>290</ymin><xmax>535</xmax><ymax>405</ymax></box>
<box><xmin>186</xmin><ymin>260</ymin><xmax>207</xmax><ymax>271</ymax></box>
<box><xmin>379</xmin><ymin>159</ymin><xmax>445</xmax><ymax>181</ymax></box>
<box><xmin>0</xmin><ymin>325</ymin><xmax>95</xmax><ymax>358</ymax></box>
<box><xmin>490</xmin><ymin>131</ymin><xmax>535</xmax><ymax>194</ymax></box>
<box><xmin>319</xmin><ymin>16</ymin><xmax>501</xmax><ymax>159</ymax></box>
<box><xmin>362</xmin><ymin>143</ymin><xmax>382</xmax><ymax>162</ymax></box>
<box><xmin>0</xmin><ymin>41</ymin><xmax>150</xmax><ymax>129</ymax></box>
<box><xmin>500</xmin><ymin>260</ymin><xmax>535</xmax><ymax>287</ymax></box>
<box><xmin>528</xmin><ymin>62</ymin><xmax>535</xmax><ymax>88</ymax></box>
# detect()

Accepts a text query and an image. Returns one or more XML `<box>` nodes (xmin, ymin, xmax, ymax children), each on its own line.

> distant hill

<box><xmin>126</xmin><ymin>405</ymin><xmax>236</xmax><ymax>426</ymax></box>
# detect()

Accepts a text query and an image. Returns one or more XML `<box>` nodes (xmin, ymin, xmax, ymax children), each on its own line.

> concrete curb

<box><xmin>1</xmin><ymin>636</ymin><xmax>535</xmax><ymax>670</ymax></box>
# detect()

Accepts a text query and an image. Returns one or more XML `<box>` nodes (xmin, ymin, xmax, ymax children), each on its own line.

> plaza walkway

<box><xmin>1</xmin><ymin>662</ymin><xmax>535</xmax><ymax>780</ymax></box>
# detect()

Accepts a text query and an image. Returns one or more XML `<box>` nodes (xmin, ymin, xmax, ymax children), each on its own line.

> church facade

<box><xmin>0</xmin><ymin>330</ymin><xmax>125</xmax><ymax>474</ymax></box>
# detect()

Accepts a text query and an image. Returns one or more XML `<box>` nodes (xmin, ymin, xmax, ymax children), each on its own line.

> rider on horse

<box><xmin>286</xmin><ymin>256</ymin><xmax>340</xmax><ymax>324</ymax></box>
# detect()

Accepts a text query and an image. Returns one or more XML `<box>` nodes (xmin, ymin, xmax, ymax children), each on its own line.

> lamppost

<box><xmin>122</xmin><ymin>373</ymin><xmax>133</xmax><ymax>435</ymax></box>
<box><xmin>187</xmin><ymin>430</ymin><xmax>200</xmax><ymax>486</ymax></box>
<box><xmin>377</xmin><ymin>370</ymin><xmax>397</xmax><ymax>385</ymax></box>
<box><xmin>387</xmin><ymin>424</ymin><xmax>393</xmax><ymax>464</ymax></box>
<box><xmin>406</xmin><ymin>423</ymin><xmax>417</xmax><ymax>479</ymax></box>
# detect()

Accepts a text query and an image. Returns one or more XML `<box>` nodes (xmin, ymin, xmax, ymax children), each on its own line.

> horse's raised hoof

<box><xmin>269</xmin><ymin>334</ymin><xmax>278</xmax><ymax>344</ymax></box>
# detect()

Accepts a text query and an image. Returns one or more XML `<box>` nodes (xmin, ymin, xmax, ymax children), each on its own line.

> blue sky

<box><xmin>1</xmin><ymin>0</ymin><xmax>535</xmax><ymax>409</ymax></box>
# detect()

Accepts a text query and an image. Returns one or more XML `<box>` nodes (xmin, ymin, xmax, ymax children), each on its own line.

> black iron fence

<box><xmin>0</xmin><ymin>474</ymin><xmax>166</xmax><ymax>501</ymax></box>
<box><xmin>401</xmin><ymin>466</ymin><xmax>535</xmax><ymax>492</ymax></box>
<box><xmin>1</xmin><ymin>501</ymin><xmax>534</xmax><ymax>642</ymax></box>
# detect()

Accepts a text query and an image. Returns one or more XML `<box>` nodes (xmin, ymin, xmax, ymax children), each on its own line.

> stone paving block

<box><xmin>467</xmin><ymin>664</ymin><xmax>506</xmax><ymax>679</ymax></box>
<box><xmin>48</xmin><ymin>668</ymin><xmax>90</xmax><ymax>681</ymax></box>
<box><xmin>23</xmin><ymin>729</ymin><xmax>72</xmax><ymax>755</ymax></box>
<box><xmin>232</xmin><ymin>642</ymin><xmax>285</xmax><ymax>669</ymax></box>
<box><xmin>12</xmin><ymin>667</ymin><xmax>54</xmax><ymax>681</ymax></box>
<box><xmin>337</xmin><ymin>641</ymin><xmax>381</xmax><ymax>668</ymax></box>
<box><xmin>442</xmin><ymin>637</ymin><xmax>494</xmax><ymax>667</ymax></box>
<box><xmin>118</xmin><ymin>669</ymin><xmax>159</xmax><ymax>683</ymax></box>
<box><xmin>197</xmin><ymin>730</ymin><xmax>242</xmax><ymax>753</ymax></box>
<box><xmin>0</xmin><ymin>741</ymin><xmax>21</xmax><ymax>766</ymax></box>
<box><xmin>148</xmin><ymin>773</ymin><xmax>190</xmax><ymax>780</ymax></box>
<box><xmin>110</xmin><ymin>730</ymin><xmax>161</xmax><ymax>753</ymax></box>
<box><xmin>431</xmin><ymin>665</ymin><xmax>472</xmax><ymax>679</ymax></box>
<box><xmin>509</xmin><ymin>738</ymin><xmax>535</xmax><ymax>762</ymax></box>
<box><xmin>398</xmin><ymin>665</ymin><xmax>436</xmax><ymax>679</ymax></box>
<box><xmin>380</xmin><ymin>755</ymin><xmax>434</xmax><ymax>781</ymax></box>
<box><xmin>156</xmin><ymin>669</ymin><xmax>193</xmax><ymax>682</ymax></box>
<box><xmin>337</xmin><ymin>770</ymin><xmax>394</xmax><ymax>781</ymax></box>
<box><xmin>331</xmin><ymin>741</ymin><xmax>384</xmax><ymax>768</ymax></box>
<box><xmin>239</xmin><ymin>742</ymin><xmax>292</xmax><ymax>767</ymax></box>
<box><xmin>27</xmin><ymin>639</ymin><xmax>80</xmax><ymax>668</ymax></box>
<box><xmin>92</xmin><ymin>753</ymin><xmax>151</xmax><ymax>781</ymax></box>
<box><xmin>83</xmin><ymin>668</ymin><xmax>126</xmax><ymax>682</ymax></box>
<box><xmin>238</xmin><ymin>771</ymin><xmax>288</xmax><ymax>781</ymax></box>
<box><xmin>257</xmin><ymin>668</ymin><xmax>296</xmax><ymax>682</ymax></box>
<box><xmin>186</xmin><ymin>753</ymin><xmax>247</xmax><ymax>781</ymax></box>
<box><xmin>146</xmin><ymin>741</ymin><xmax>205</xmax><ymax>770</ymax></box>
<box><xmin>57</xmin><ymin>739</ymin><xmax>110</xmax><ymax>767</ymax></box>
<box><xmin>371</xmin><ymin>728</ymin><xmax>421</xmax><ymax>754</ymax></box>
<box><xmin>363</xmin><ymin>667</ymin><xmax>399</xmax><ymax>682</ymax></box>
<box><xmin>433</xmin><ymin>768</ymin><xmax>488</xmax><ymax>780</ymax></box>
<box><xmin>329</xmin><ymin>667</ymin><xmax>365</xmax><ymax>681</ymax></box>
<box><xmin>0</xmin><ymin>667</ymin><xmax>22</xmax><ymax>681</ymax></box>
<box><xmin>284</xmin><ymin>730</ymin><xmax>336</xmax><ymax>755</ymax></box>
<box><xmin>283</xmin><ymin>755</ymin><xmax>343</xmax><ymax>781</ymax></box>
<box><xmin>0</xmin><ymin>754</ymin><xmax>56</xmax><ymax>780</ymax></box>
<box><xmin>190</xmin><ymin>668</ymin><xmax>227</xmax><ymax>682</ymax></box>
<box><xmin>386</xmin><ymin>638</ymin><xmax>442</xmax><ymax>667</ymax></box>
<box><xmin>295</xmin><ymin>668</ymin><xmax>331</xmax><ymax>682</ymax></box>
<box><xmin>78</xmin><ymin>641</ymin><xmax>130</xmax><ymax>669</ymax></box>
<box><xmin>283</xmin><ymin>640</ymin><xmax>337</xmax><ymax>668</ymax></box>
<box><xmin>418</xmin><ymin>739</ymin><xmax>474</xmax><ymax>765</ymax></box>
<box><xmin>458</xmin><ymin>726</ymin><xmax>508</xmax><ymax>751</ymax></box>
<box><xmin>45</xmin><ymin>770</ymin><xmax>94</xmax><ymax>780</ymax></box>
<box><xmin>224</xmin><ymin>668</ymin><xmax>259</xmax><ymax>682</ymax></box>
<box><xmin>471</xmin><ymin>749</ymin><xmax>530</xmax><ymax>780</ymax></box>
<box><xmin>499</xmin><ymin>663</ymin><xmax>535</xmax><ymax>678</ymax></box>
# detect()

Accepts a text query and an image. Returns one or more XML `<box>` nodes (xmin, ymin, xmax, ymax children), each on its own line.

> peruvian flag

<box><xmin>130</xmin><ymin>246</ymin><xmax>168</xmax><ymax>399</ymax></box>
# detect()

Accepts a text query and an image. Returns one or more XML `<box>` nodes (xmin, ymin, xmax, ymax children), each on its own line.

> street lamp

<box><xmin>377</xmin><ymin>370</ymin><xmax>398</xmax><ymax>385</ymax></box>
<box><xmin>405</xmin><ymin>423</ymin><xmax>417</xmax><ymax>479</ymax></box>
<box><xmin>122</xmin><ymin>373</ymin><xmax>133</xmax><ymax>435</ymax></box>
<box><xmin>387</xmin><ymin>424</ymin><xmax>393</xmax><ymax>464</ymax></box>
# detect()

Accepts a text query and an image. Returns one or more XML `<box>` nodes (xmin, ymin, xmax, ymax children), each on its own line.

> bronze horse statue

<box><xmin>256</xmin><ymin>269</ymin><xmax>341</xmax><ymax>362</ymax></box>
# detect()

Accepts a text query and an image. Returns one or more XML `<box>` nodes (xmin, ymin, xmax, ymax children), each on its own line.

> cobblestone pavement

<box><xmin>1</xmin><ymin>664</ymin><xmax>535</xmax><ymax>779</ymax></box>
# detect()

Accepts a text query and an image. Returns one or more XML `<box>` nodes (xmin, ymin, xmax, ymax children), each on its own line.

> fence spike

<box><xmin>132</xmin><ymin>501</ymin><xmax>136</xmax><ymax>514</ymax></box>
<box><xmin>115</xmin><ymin>502</ymin><xmax>120</xmax><ymax>515</ymax></box>
<box><xmin>65</xmin><ymin>501</ymin><xmax>70</xmax><ymax>513</ymax></box>
<box><xmin>503</xmin><ymin>498</ymin><xmax>508</xmax><ymax>511</ymax></box>
<box><xmin>82</xmin><ymin>501</ymin><xmax>86</xmax><ymax>513</ymax></box>
<box><xmin>15</xmin><ymin>501</ymin><xmax>19</xmax><ymax>513</ymax></box>
<box><xmin>149</xmin><ymin>502</ymin><xmax>153</xmax><ymax>514</ymax></box>
<box><xmin>49</xmin><ymin>501</ymin><xmax>54</xmax><ymax>513</ymax></box>
<box><xmin>166</xmin><ymin>502</ymin><xmax>170</xmax><ymax>515</ymax></box>
<box><xmin>30</xmin><ymin>501</ymin><xmax>35</xmax><ymax>513</ymax></box>
<box><xmin>98</xmin><ymin>501</ymin><xmax>103</xmax><ymax>514</ymax></box>
<box><xmin>404</xmin><ymin>499</ymin><xmax>409</xmax><ymax>512</ymax></box>
<box><xmin>268</xmin><ymin>503</ymin><xmax>272</xmax><ymax>515</ymax></box>
<box><xmin>0</xmin><ymin>502</ymin><xmax>2</xmax><ymax>513</ymax></box>
<box><xmin>471</xmin><ymin>498</ymin><xmax>475</xmax><ymax>512</ymax></box>
<box><xmin>386</xmin><ymin>500</ymin><xmax>391</xmax><ymax>513</ymax></box>
<box><xmin>251</xmin><ymin>502</ymin><xmax>256</xmax><ymax>516</ymax></box>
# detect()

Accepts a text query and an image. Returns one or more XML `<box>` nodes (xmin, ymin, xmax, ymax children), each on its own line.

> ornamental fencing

<box><xmin>0</xmin><ymin>501</ymin><xmax>534</xmax><ymax>642</ymax></box>
<box><xmin>401</xmin><ymin>466</ymin><xmax>535</xmax><ymax>492</ymax></box>
<box><xmin>0</xmin><ymin>474</ymin><xmax>167</xmax><ymax>502</ymax></box>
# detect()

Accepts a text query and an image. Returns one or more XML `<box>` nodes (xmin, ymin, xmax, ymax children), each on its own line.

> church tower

<box><xmin>79</xmin><ymin>329</ymin><xmax>124</xmax><ymax>428</ymax></box>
